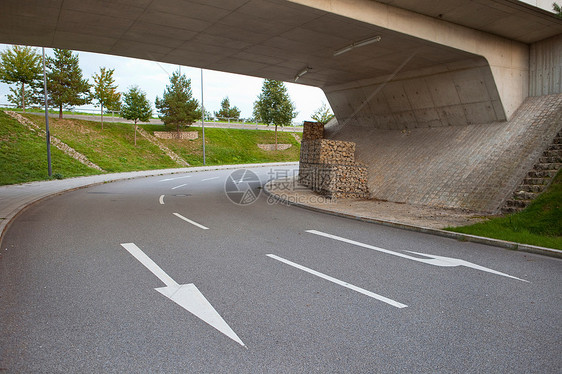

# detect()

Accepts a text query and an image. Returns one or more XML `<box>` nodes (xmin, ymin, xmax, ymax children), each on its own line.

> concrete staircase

<box><xmin>502</xmin><ymin>131</ymin><xmax>562</xmax><ymax>214</ymax></box>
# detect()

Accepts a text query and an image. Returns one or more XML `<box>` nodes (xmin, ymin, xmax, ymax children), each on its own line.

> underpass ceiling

<box><xmin>374</xmin><ymin>0</ymin><xmax>562</xmax><ymax>43</ymax></box>
<box><xmin>0</xmin><ymin>0</ymin><xmax>560</xmax><ymax>88</ymax></box>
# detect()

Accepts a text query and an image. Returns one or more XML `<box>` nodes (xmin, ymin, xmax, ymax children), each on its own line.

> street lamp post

<box><xmin>201</xmin><ymin>68</ymin><xmax>206</xmax><ymax>166</ymax></box>
<box><xmin>42</xmin><ymin>47</ymin><xmax>52</xmax><ymax>177</ymax></box>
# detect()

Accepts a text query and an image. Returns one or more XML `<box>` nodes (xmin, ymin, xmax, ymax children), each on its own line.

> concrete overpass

<box><xmin>1</xmin><ymin>0</ymin><xmax>561</xmax><ymax>212</ymax></box>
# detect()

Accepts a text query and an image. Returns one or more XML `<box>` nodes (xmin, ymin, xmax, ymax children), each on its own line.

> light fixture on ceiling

<box><xmin>294</xmin><ymin>67</ymin><xmax>311</xmax><ymax>82</ymax></box>
<box><xmin>333</xmin><ymin>35</ymin><xmax>382</xmax><ymax>57</ymax></box>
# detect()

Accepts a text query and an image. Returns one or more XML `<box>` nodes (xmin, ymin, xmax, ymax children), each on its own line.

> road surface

<box><xmin>1</xmin><ymin>166</ymin><xmax>560</xmax><ymax>373</ymax></box>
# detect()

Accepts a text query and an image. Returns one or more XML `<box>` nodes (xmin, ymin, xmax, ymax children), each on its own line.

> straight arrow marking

<box><xmin>306</xmin><ymin>230</ymin><xmax>527</xmax><ymax>282</ymax></box>
<box><xmin>267</xmin><ymin>254</ymin><xmax>407</xmax><ymax>308</ymax></box>
<box><xmin>121</xmin><ymin>243</ymin><xmax>177</xmax><ymax>287</ymax></box>
<box><xmin>120</xmin><ymin>243</ymin><xmax>245</xmax><ymax>346</ymax></box>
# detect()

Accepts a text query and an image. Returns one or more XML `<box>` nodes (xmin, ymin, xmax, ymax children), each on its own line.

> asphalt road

<box><xmin>1</xmin><ymin>166</ymin><xmax>560</xmax><ymax>373</ymax></box>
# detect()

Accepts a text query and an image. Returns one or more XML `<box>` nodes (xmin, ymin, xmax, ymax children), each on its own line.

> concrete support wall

<box><xmin>325</xmin><ymin>57</ymin><xmax>505</xmax><ymax>130</ymax></box>
<box><xmin>325</xmin><ymin>94</ymin><xmax>562</xmax><ymax>212</ymax></box>
<box><xmin>530</xmin><ymin>34</ymin><xmax>562</xmax><ymax>96</ymax></box>
<box><xmin>291</xmin><ymin>0</ymin><xmax>530</xmax><ymax>123</ymax></box>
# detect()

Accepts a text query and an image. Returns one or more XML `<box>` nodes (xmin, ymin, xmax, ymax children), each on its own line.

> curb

<box><xmin>263</xmin><ymin>181</ymin><xmax>562</xmax><ymax>259</ymax></box>
<box><xmin>0</xmin><ymin>162</ymin><xmax>298</xmax><ymax>245</ymax></box>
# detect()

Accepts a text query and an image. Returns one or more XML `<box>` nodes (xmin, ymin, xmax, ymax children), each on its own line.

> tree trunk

<box><xmin>134</xmin><ymin>120</ymin><xmax>137</xmax><ymax>146</ymax></box>
<box><xmin>275</xmin><ymin>124</ymin><xmax>278</xmax><ymax>151</ymax></box>
<box><xmin>100</xmin><ymin>103</ymin><xmax>104</xmax><ymax>130</ymax></box>
<box><xmin>59</xmin><ymin>104</ymin><xmax>63</xmax><ymax>119</ymax></box>
<box><xmin>21</xmin><ymin>82</ymin><xmax>25</xmax><ymax>113</ymax></box>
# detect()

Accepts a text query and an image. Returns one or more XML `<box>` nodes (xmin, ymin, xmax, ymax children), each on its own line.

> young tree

<box><xmin>46</xmin><ymin>49</ymin><xmax>91</xmax><ymax>119</ymax></box>
<box><xmin>311</xmin><ymin>102</ymin><xmax>334</xmax><ymax>125</ymax></box>
<box><xmin>0</xmin><ymin>45</ymin><xmax>42</xmax><ymax>112</ymax></box>
<box><xmin>554</xmin><ymin>3</ymin><xmax>562</xmax><ymax>18</ymax></box>
<box><xmin>91</xmin><ymin>67</ymin><xmax>121</xmax><ymax>130</ymax></box>
<box><xmin>155</xmin><ymin>70</ymin><xmax>200</xmax><ymax>135</ymax></box>
<box><xmin>7</xmin><ymin>84</ymin><xmax>41</xmax><ymax>110</ymax></box>
<box><xmin>252</xmin><ymin>104</ymin><xmax>262</xmax><ymax>123</ymax></box>
<box><xmin>214</xmin><ymin>97</ymin><xmax>241</xmax><ymax>121</ymax></box>
<box><xmin>121</xmin><ymin>86</ymin><xmax>152</xmax><ymax>146</ymax></box>
<box><xmin>253</xmin><ymin>79</ymin><xmax>297</xmax><ymax>150</ymax></box>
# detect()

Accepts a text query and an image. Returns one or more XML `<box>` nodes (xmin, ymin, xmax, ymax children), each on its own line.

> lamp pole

<box><xmin>42</xmin><ymin>47</ymin><xmax>52</xmax><ymax>177</ymax></box>
<box><xmin>200</xmin><ymin>68</ymin><xmax>206</xmax><ymax>165</ymax></box>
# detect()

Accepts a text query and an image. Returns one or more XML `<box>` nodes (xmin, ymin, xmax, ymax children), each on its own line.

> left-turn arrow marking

<box><xmin>120</xmin><ymin>243</ymin><xmax>245</xmax><ymax>347</ymax></box>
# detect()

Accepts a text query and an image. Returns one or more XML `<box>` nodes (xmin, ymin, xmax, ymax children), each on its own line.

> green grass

<box><xmin>23</xmin><ymin>116</ymin><xmax>181</xmax><ymax>173</ymax></box>
<box><xmin>0</xmin><ymin>111</ymin><xmax>101</xmax><ymax>185</ymax></box>
<box><xmin>1</xmin><ymin>114</ymin><xmax>300</xmax><ymax>185</ymax></box>
<box><xmin>141</xmin><ymin>125</ymin><xmax>301</xmax><ymax>166</ymax></box>
<box><xmin>1</xmin><ymin>107</ymin><xmax>119</xmax><ymax>117</ymax></box>
<box><xmin>447</xmin><ymin>171</ymin><xmax>562</xmax><ymax>249</ymax></box>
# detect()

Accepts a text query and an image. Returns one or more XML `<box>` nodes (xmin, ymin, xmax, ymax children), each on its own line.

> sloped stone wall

<box><xmin>325</xmin><ymin>93</ymin><xmax>562</xmax><ymax>212</ymax></box>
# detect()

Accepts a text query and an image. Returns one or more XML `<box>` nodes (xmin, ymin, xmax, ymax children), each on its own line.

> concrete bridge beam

<box><xmin>291</xmin><ymin>0</ymin><xmax>533</xmax><ymax>128</ymax></box>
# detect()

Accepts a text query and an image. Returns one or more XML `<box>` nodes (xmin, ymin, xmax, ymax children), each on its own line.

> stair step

<box><xmin>502</xmin><ymin>131</ymin><xmax>560</xmax><ymax>215</ymax></box>
<box><xmin>501</xmin><ymin>206</ymin><xmax>522</xmax><ymax>214</ymax></box>
<box><xmin>513</xmin><ymin>190</ymin><xmax>539</xmax><ymax>200</ymax></box>
<box><xmin>543</xmin><ymin>149</ymin><xmax>562</xmax><ymax>158</ymax></box>
<box><xmin>519</xmin><ymin>184</ymin><xmax>547</xmax><ymax>193</ymax></box>
<box><xmin>528</xmin><ymin>170</ymin><xmax>558</xmax><ymax>178</ymax></box>
<box><xmin>534</xmin><ymin>162</ymin><xmax>561</xmax><ymax>171</ymax></box>
<box><xmin>505</xmin><ymin>199</ymin><xmax>531</xmax><ymax>208</ymax></box>
<box><xmin>523</xmin><ymin>177</ymin><xmax>550</xmax><ymax>185</ymax></box>
<box><xmin>539</xmin><ymin>156</ymin><xmax>562</xmax><ymax>163</ymax></box>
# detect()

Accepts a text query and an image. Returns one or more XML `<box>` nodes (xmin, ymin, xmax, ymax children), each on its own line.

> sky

<box><xmin>0</xmin><ymin>43</ymin><xmax>328</xmax><ymax>124</ymax></box>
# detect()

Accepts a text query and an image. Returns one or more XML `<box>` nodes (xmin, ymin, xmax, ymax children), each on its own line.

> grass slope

<box><xmin>141</xmin><ymin>125</ymin><xmax>301</xmax><ymax>166</ymax></box>
<box><xmin>0</xmin><ymin>111</ymin><xmax>101</xmax><ymax>185</ymax></box>
<box><xmin>24</xmin><ymin>115</ymin><xmax>181</xmax><ymax>173</ymax></box>
<box><xmin>1</xmin><ymin>115</ymin><xmax>300</xmax><ymax>185</ymax></box>
<box><xmin>447</xmin><ymin>171</ymin><xmax>562</xmax><ymax>249</ymax></box>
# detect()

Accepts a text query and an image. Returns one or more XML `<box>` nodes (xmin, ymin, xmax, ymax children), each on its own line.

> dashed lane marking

<box><xmin>267</xmin><ymin>254</ymin><xmax>407</xmax><ymax>309</ymax></box>
<box><xmin>173</xmin><ymin>213</ymin><xmax>209</xmax><ymax>230</ymax></box>
<box><xmin>159</xmin><ymin>175</ymin><xmax>192</xmax><ymax>182</ymax></box>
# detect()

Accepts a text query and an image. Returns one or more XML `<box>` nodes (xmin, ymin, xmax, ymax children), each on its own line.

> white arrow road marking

<box><xmin>171</xmin><ymin>183</ymin><xmax>187</xmax><ymax>190</ymax></box>
<box><xmin>159</xmin><ymin>175</ymin><xmax>192</xmax><ymax>182</ymax></box>
<box><xmin>173</xmin><ymin>213</ymin><xmax>209</xmax><ymax>230</ymax></box>
<box><xmin>120</xmin><ymin>243</ymin><xmax>245</xmax><ymax>346</ymax></box>
<box><xmin>201</xmin><ymin>177</ymin><xmax>219</xmax><ymax>182</ymax></box>
<box><xmin>306</xmin><ymin>230</ymin><xmax>528</xmax><ymax>282</ymax></box>
<box><xmin>159</xmin><ymin>195</ymin><xmax>165</xmax><ymax>205</ymax></box>
<box><xmin>267</xmin><ymin>254</ymin><xmax>407</xmax><ymax>309</ymax></box>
